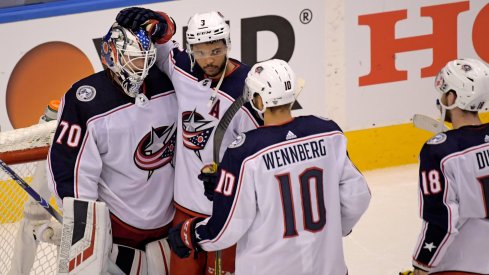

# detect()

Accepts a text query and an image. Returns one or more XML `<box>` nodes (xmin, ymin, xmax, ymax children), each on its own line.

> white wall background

<box><xmin>0</xmin><ymin>0</ymin><xmax>325</xmax><ymax>130</ymax></box>
<box><xmin>1</xmin><ymin>0</ymin><xmax>488</xmax><ymax>131</ymax></box>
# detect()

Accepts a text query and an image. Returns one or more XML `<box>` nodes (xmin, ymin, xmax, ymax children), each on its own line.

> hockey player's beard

<box><xmin>203</xmin><ymin>60</ymin><xmax>227</xmax><ymax>78</ymax></box>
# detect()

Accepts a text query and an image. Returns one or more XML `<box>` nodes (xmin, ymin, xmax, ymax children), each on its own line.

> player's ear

<box><xmin>447</xmin><ymin>90</ymin><xmax>457</xmax><ymax>106</ymax></box>
<box><xmin>253</xmin><ymin>94</ymin><xmax>264</xmax><ymax>110</ymax></box>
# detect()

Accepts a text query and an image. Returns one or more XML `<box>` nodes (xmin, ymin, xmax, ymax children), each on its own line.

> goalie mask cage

<box><xmin>0</xmin><ymin>121</ymin><xmax>58</xmax><ymax>274</ymax></box>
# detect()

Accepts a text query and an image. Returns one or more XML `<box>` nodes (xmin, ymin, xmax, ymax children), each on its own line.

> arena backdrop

<box><xmin>1</xmin><ymin>0</ymin><xmax>488</xmax><ymax>170</ymax></box>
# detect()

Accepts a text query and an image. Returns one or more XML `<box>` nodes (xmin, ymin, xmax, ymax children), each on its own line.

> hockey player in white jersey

<box><xmin>166</xmin><ymin>59</ymin><xmax>371</xmax><ymax>275</ymax></box>
<box><xmin>48</xmin><ymin>22</ymin><xmax>176</xmax><ymax>274</ymax></box>
<box><xmin>116</xmin><ymin>8</ymin><xmax>261</xmax><ymax>275</ymax></box>
<box><xmin>411</xmin><ymin>58</ymin><xmax>489</xmax><ymax>275</ymax></box>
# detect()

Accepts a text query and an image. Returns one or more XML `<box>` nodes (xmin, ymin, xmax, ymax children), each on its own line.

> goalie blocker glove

<box><xmin>167</xmin><ymin>217</ymin><xmax>203</xmax><ymax>258</ymax></box>
<box><xmin>116</xmin><ymin>7</ymin><xmax>176</xmax><ymax>44</ymax></box>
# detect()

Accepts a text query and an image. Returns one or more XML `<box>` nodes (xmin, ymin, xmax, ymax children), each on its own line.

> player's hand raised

<box><xmin>198</xmin><ymin>164</ymin><xmax>219</xmax><ymax>201</ymax></box>
<box><xmin>116</xmin><ymin>7</ymin><xmax>175</xmax><ymax>43</ymax></box>
<box><xmin>167</xmin><ymin>218</ymin><xmax>203</xmax><ymax>258</ymax></box>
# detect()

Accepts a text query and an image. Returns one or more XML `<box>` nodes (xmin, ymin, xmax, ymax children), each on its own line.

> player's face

<box><xmin>192</xmin><ymin>41</ymin><xmax>228</xmax><ymax>78</ymax></box>
<box><xmin>122</xmin><ymin>54</ymin><xmax>146</xmax><ymax>73</ymax></box>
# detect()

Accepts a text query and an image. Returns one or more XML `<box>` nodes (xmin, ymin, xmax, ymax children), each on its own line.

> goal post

<box><xmin>0</xmin><ymin>120</ymin><xmax>58</xmax><ymax>275</ymax></box>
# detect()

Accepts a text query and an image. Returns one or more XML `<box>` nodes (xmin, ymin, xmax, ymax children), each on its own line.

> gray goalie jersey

<box><xmin>194</xmin><ymin>116</ymin><xmax>371</xmax><ymax>275</ymax></box>
<box><xmin>48</xmin><ymin>68</ymin><xmax>177</xmax><ymax>230</ymax></box>
<box><xmin>413</xmin><ymin>124</ymin><xmax>489</xmax><ymax>274</ymax></box>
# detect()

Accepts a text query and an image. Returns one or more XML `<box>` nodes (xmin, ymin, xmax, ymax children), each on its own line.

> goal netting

<box><xmin>0</xmin><ymin>120</ymin><xmax>58</xmax><ymax>274</ymax></box>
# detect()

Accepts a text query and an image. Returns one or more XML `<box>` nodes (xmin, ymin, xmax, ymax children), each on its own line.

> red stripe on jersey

<box><xmin>158</xmin><ymin>240</ymin><xmax>170</xmax><ymax>274</ymax></box>
<box><xmin>421</xmin><ymin>143</ymin><xmax>489</xmax><ymax>265</ymax></box>
<box><xmin>204</xmin><ymin>131</ymin><xmax>343</xmax><ymax>244</ymax></box>
<box><xmin>414</xmin><ymin>221</ymin><xmax>429</xmax><ymax>260</ymax></box>
<box><xmin>74</xmin><ymin>131</ymin><xmax>90</xmax><ymax>198</ymax></box>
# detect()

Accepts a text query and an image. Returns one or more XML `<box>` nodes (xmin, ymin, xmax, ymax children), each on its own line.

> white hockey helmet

<box><xmin>245</xmin><ymin>59</ymin><xmax>296</xmax><ymax>117</ymax></box>
<box><xmin>435</xmin><ymin>58</ymin><xmax>489</xmax><ymax>111</ymax></box>
<box><xmin>186</xmin><ymin>11</ymin><xmax>231</xmax><ymax>51</ymax></box>
<box><xmin>100</xmin><ymin>23</ymin><xmax>156</xmax><ymax>97</ymax></box>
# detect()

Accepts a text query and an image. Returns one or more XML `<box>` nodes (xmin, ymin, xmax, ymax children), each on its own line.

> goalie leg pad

<box><xmin>57</xmin><ymin>198</ymin><xmax>112</xmax><ymax>274</ymax></box>
<box><xmin>110</xmin><ymin>244</ymin><xmax>148</xmax><ymax>275</ymax></box>
<box><xmin>146</xmin><ymin>238</ymin><xmax>170</xmax><ymax>275</ymax></box>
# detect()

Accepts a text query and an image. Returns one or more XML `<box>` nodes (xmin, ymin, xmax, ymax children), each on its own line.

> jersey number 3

<box><xmin>276</xmin><ymin>167</ymin><xmax>326</xmax><ymax>238</ymax></box>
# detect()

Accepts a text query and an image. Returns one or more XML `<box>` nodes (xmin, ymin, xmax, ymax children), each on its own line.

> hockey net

<box><xmin>0</xmin><ymin>120</ymin><xmax>58</xmax><ymax>274</ymax></box>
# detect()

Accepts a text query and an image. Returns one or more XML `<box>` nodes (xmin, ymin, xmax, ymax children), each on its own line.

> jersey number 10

<box><xmin>276</xmin><ymin>167</ymin><xmax>326</xmax><ymax>238</ymax></box>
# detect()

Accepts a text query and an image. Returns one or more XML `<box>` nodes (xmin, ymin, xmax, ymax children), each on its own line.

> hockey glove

<box><xmin>116</xmin><ymin>7</ymin><xmax>175</xmax><ymax>43</ymax></box>
<box><xmin>198</xmin><ymin>164</ymin><xmax>219</xmax><ymax>201</ymax></box>
<box><xmin>167</xmin><ymin>218</ymin><xmax>203</xmax><ymax>258</ymax></box>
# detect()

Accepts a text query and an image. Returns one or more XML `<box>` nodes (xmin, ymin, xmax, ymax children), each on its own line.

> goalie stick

<box><xmin>0</xmin><ymin>159</ymin><xmax>127</xmax><ymax>274</ymax></box>
<box><xmin>0</xmin><ymin>159</ymin><xmax>62</xmax><ymax>222</ymax></box>
<box><xmin>412</xmin><ymin>114</ymin><xmax>450</xmax><ymax>133</ymax></box>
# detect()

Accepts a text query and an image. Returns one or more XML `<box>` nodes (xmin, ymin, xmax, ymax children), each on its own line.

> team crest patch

<box><xmin>229</xmin><ymin>133</ymin><xmax>246</xmax><ymax>148</ymax></box>
<box><xmin>427</xmin><ymin>133</ymin><xmax>447</xmax><ymax>145</ymax></box>
<box><xmin>76</xmin><ymin>85</ymin><xmax>96</xmax><ymax>102</ymax></box>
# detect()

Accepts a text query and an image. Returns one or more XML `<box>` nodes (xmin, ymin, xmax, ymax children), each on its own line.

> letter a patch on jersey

<box><xmin>209</xmin><ymin>99</ymin><xmax>220</xmax><ymax>119</ymax></box>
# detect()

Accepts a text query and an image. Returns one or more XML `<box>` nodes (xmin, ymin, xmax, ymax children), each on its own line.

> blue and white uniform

<box><xmin>48</xmin><ymin>68</ymin><xmax>177</xmax><ymax>231</ymax></box>
<box><xmin>413</xmin><ymin>125</ymin><xmax>489</xmax><ymax>274</ymax></box>
<box><xmin>155</xmin><ymin>41</ymin><xmax>261</xmax><ymax>215</ymax></box>
<box><xmin>194</xmin><ymin>116</ymin><xmax>371</xmax><ymax>275</ymax></box>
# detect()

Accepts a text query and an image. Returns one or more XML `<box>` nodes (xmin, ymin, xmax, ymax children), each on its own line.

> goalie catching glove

<box><xmin>167</xmin><ymin>217</ymin><xmax>203</xmax><ymax>258</ymax></box>
<box><xmin>116</xmin><ymin>7</ymin><xmax>176</xmax><ymax>44</ymax></box>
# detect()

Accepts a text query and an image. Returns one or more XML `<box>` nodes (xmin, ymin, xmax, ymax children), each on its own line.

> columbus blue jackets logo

<box><xmin>228</xmin><ymin>133</ymin><xmax>246</xmax><ymax>148</ymax></box>
<box><xmin>427</xmin><ymin>133</ymin><xmax>447</xmax><ymax>145</ymax></box>
<box><xmin>76</xmin><ymin>85</ymin><xmax>96</xmax><ymax>102</ymax></box>
<box><xmin>134</xmin><ymin>124</ymin><xmax>176</xmax><ymax>178</ymax></box>
<box><xmin>182</xmin><ymin>109</ymin><xmax>214</xmax><ymax>161</ymax></box>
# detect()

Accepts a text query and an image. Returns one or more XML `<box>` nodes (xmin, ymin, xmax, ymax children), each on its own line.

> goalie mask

<box><xmin>435</xmin><ymin>58</ymin><xmax>489</xmax><ymax>112</ymax></box>
<box><xmin>186</xmin><ymin>11</ymin><xmax>231</xmax><ymax>71</ymax></box>
<box><xmin>245</xmin><ymin>59</ymin><xmax>297</xmax><ymax>118</ymax></box>
<box><xmin>101</xmin><ymin>23</ymin><xmax>156</xmax><ymax>98</ymax></box>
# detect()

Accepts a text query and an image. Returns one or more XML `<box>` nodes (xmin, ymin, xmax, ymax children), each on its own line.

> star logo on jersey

<box><xmin>134</xmin><ymin>124</ymin><xmax>177</xmax><ymax>179</ymax></box>
<box><xmin>423</xmin><ymin>242</ymin><xmax>437</xmax><ymax>252</ymax></box>
<box><xmin>182</xmin><ymin>109</ymin><xmax>215</xmax><ymax>161</ymax></box>
<box><xmin>485</xmin><ymin>135</ymin><xmax>489</xmax><ymax>143</ymax></box>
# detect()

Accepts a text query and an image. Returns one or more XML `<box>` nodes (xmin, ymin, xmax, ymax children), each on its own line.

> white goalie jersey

<box><xmin>47</xmin><ymin>68</ymin><xmax>177</xmax><ymax>232</ymax></box>
<box><xmin>194</xmin><ymin>116</ymin><xmax>371</xmax><ymax>275</ymax></box>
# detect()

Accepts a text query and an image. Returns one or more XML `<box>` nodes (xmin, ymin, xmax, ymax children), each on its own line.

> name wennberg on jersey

<box><xmin>262</xmin><ymin>139</ymin><xmax>327</xmax><ymax>170</ymax></box>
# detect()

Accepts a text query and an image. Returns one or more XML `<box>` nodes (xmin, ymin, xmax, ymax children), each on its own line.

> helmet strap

<box><xmin>207</xmin><ymin>55</ymin><xmax>228</xmax><ymax>107</ymax></box>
